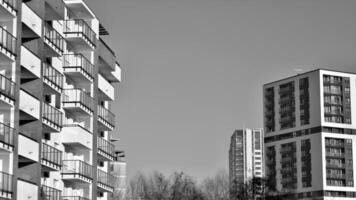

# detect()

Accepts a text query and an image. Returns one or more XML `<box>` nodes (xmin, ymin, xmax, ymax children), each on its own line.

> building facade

<box><xmin>264</xmin><ymin>69</ymin><xmax>356</xmax><ymax>199</ymax></box>
<box><xmin>110</xmin><ymin>151</ymin><xmax>127</xmax><ymax>200</ymax></box>
<box><xmin>0</xmin><ymin>0</ymin><xmax>122</xmax><ymax>199</ymax></box>
<box><xmin>229</xmin><ymin>128</ymin><xmax>264</xmax><ymax>184</ymax></box>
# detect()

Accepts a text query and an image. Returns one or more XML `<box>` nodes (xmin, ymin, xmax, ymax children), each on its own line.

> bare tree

<box><xmin>200</xmin><ymin>170</ymin><xmax>229</xmax><ymax>200</ymax></box>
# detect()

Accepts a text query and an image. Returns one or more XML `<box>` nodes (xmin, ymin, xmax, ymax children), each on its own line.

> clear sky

<box><xmin>85</xmin><ymin>0</ymin><xmax>356</xmax><ymax>180</ymax></box>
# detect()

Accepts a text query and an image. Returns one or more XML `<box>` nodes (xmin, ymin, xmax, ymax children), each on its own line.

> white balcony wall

<box><xmin>98</xmin><ymin>74</ymin><xmax>114</xmax><ymax>101</ymax></box>
<box><xmin>17</xmin><ymin>180</ymin><xmax>38</xmax><ymax>200</ymax></box>
<box><xmin>21</xmin><ymin>3</ymin><xmax>42</xmax><ymax>37</ymax></box>
<box><xmin>20</xmin><ymin>46</ymin><xmax>41</xmax><ymax>78</ymax></box>
<box><xmin>112</xmin><ymin>63</ymin><xmax>122</xmax><ymax>82</ymax></box>
<box><xmin>19</xmin><ymin>90</ymin><xmax>40</xmax><ymax>120</ymax></box>
<box><xmin>61</xmin><ymin>126</ymin><xmax>93</xmax><ymax>150</ymax></box>
<box><xmin>18</xmin><ymin>135</ymin><xmax>39</xmax><ymax>162</ymax></box>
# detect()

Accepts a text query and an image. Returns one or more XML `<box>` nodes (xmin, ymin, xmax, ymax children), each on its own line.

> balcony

<box><xmin>62</xmin><ymin>160</ymin><xmax>93</xmax><ymax>183</ymax></box>
<box><xmin>326</xmin><ymin>152</ymin><xmax>345</xmax><ymax>158</ymax></box>
<box><xmin>43</xmin><ymin>63</ymin><xmax>64</xmax><ymax>94</ymax></box>
<box><xmin>44</xmin><ymin>23</ymin><xmax>65</xmax><ymax>56</ymax></box>
<box><xmin>97</xmin><ymin>136</ymin><xmax>115</xmax><ymax>161</ymax></box>
<box><xmin>17</xmin><ymin>180</ymin><xmax>38</xmax><ymax>200</ymax></box>
<box><xmin>20</xmin><ymin>46</ymin><xmax>41</xmax><ymax>79</ymax></box>
<box><xmin>62</xmin><ymin>124</ymin><xmax>92</xmax><ymax>150</ymax></box>
<box><xmin>98</xmin><ymin>74</ymin><xmax>115</xmax><ymax>101</ymax></box>
<box><xmin>97</xmin><ymin>169</ymin><xmax>114</xmax><ymax>193</ymax></box>
<box><xmin>326</xmin><ymin>173</ymin><xmax>346</xmax><ymax>179</ymax></box>
<box><xmin>62</xmin><ymin>89</ymin><xmax>93</xmax><ymax>116</ymax></box>
<box><xmin>41</xmin><ymin>185</ymin><xmax>61</xmax><ymax>200</ymax></box>
<box><xmin>326</xmin><ymin>163</ymin><xmax>345</xmax><ymax>169</ymax></box>
<box><xmin>64</xmin><ymin>0</ymin><xmax>95</xmax><ymax>19</ymax></box>
<box><xmin>18</xmin><ymin>134</ymin><xmax>39</xmax><ymax>163</ymax></box>
<box><xmin>0</xmin><ymin>0</ymin><xmax>17</xmax><ymax>17</ymax></box>
<box><xmin>64</xmin><ymin>19</ymin><xmax>96</xmax><ymax>50</ymax></box>
<box><xmin>98</xmin><ymin>39</ymin><xmax>115</xmax><ymax>69</ymax></box>
<box><xmin>0</xmin><ymin>171</ymin><xmax>12</xmax><ymax>199</ymax></box>
<box><xmin>98</xmin><ymin>105</ymin><xmax>115</xmax><ymax>131</ymax></box>
<box><xmin>21</xmin><ymin>3</ymin><xmax>42</xmax><ymax>38</ymax></box>
<box><xmin>19</xmin><ymin>89</ymin><xmax>40</xmax><ymax>121</ymax></box>
<box><xmin>0</xmin><ymin>25</ymin><xmax>16</xmax><ymax>62</ymax></box>
<box><xmin>0</xmin><ymin>122</ymin><xmax>14</xmax><ymax>151</ymax></box>
<box><xmin>63</xmin><ymin>54</ymin><xmax>94</xmax><ymax>83</ymax></box>
<box><xmin>0</xmin><ymin>73</ymin><xmax>15</xmax><ymax>106</ymax></box>
<box><xmin>41</xmin><ymin>142</ymin><xmax>62</xmax><ymax>171</ymax></box>
<box><xmin>42</xmin><ymin>102</ymin><xmax>63</xmax><ymax>132</ymax></box>
<box><xmin>63</xmin><ymin>196</ymin><xmax>90</xmax><ymax>200</ymax></box>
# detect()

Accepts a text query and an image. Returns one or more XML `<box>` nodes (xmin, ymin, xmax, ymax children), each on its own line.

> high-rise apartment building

<box><xmin>229</xmin><ymin>128</ymin><xmax>264</xmax><ymax>184</ymax></box>
<box><xmin>0</xmin><ymin>0</ymin><xmax>122</xmax><ymax>199</ymax></box>
<box><xmin>264</xmin><ymin>69</ymin><xmax>356</xmax><ymax>199</ymax></box>
<box><xmin>111</xmin><ymin>151</ymin><xmax>127</xmax><ymax>200</ymax></box>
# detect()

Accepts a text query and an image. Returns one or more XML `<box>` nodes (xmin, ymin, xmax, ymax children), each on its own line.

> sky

<box><xmin>85</xmin><ymin>0</ymin><xmax>356</xmax><ymax>181</ymax></box>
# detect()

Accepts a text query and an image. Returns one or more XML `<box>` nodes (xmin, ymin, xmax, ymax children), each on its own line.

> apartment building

<box><xmin>0</xmin><ymin>0</ymin><xmax>122</xmax><ymax>199</ymax></box>
<box><xmin>264</xmin><ymin>69</ymin><xmax>356</xmax><ymax>199</ymax></box>
<box><xmin>110</xmin><ymin>151</ymin><xmax>127</xmax><ymax>200</ymax></box>
<box><xmin>229</xmin><ymin>128</ymin><xmax>264</xmax><ymax>184</ymax></box>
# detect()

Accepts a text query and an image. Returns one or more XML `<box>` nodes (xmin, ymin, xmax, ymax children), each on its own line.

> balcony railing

<box><xmin>0</xmin><ymin>73</ymin><xmax>15</xmax><ymax>101</ymax></box>
<box><xmin>42</xmin><ymin>103</ymin><xmax>63</xmax><ymax>128</ymax></box>
<box><xmin>41</xmin><ymin>185</ymin><xmax>61</xmax><ymax>200</ymax></box>
<box><xmin>326</xmin><ymin>152</ymin><xmax>345</xmax><ymax>157</ymax></box>
<box><xmin>0</xmin><ymin>122</ymin><xmax>14</xmax><ymax>148</ymax></box>
<box><xmin>63</xmin><ymin>54</ymin><xmax>94</xmax><ymax>79</ymax></box>
<box><xmin>43</xmin><ymin>63</ymin><xmax>64</xmax><ymax>91</ymax></box>
<box><xmin>326</xmin><ymin>173</ymin><xmax>346</xmax><ymax>179</ymax></box>
<box><xmin>1</xmin><ymin>0</ymin><xmax>18</xmax><ymax>12</ymax></box>
<box><xmin>44</xmin><ymin>23</ymin><xmax>64</xmax><ymax>54</ymax></box>
<box><xmin>62</xmin><ymin>160</ymin><xmax>93</xmax><ymax>180</ymax></box>
<box><xmin>63</xmin><ymin>89</ymin><xmax>93</xmax><ymax>112</ymax></box>
<box><xmin>64</xmin><ymin>19</ymin><xmax>96</xmax><ymax>47</ymax></box>
<box><xmin>41</xmin><ymin>143</ymin><xmax>62</xmax><ymax>169</ymax></box>
<box><xmin>0</xmin><ymin>25</ymin><xmax>16</xmax><ymax>56</ymax></box>
<box><xmin>98</xmin><ymin>105</ymin><xmax>115</xmax><ymax>128</ymax></box>
<box><xmin>0</xmin><ymin>171</ymin><xmax>12</xmax><ymax>194</ymax></box>
<box><xmin>97</xmin><ymin>169</ymin><xmax>115</xmax><ymax>189</ymax></box>
<box><xmin>62</xmin><ymin>197</ymin><xmax>90</xmax><ymax>200</ymax></box>
<box><xmin>97</xmin><ymin>136</ymin><xmax>115</xmax><ymax>158</ymax></box>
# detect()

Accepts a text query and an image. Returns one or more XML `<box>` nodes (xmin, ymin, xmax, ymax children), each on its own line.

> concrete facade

<box><xmin>264</xmin><ymin>69</ymin><xmax>356</xmax><ymax>199</ymax></box>
<box><xmin>229</xmin><ymin>128</ymin><xmax>264</xmax><ymax>184</ymax></box>
<box><xmin>0</xmin><ymin>0</ymin><xmax>123</xmax><ymax>199</ymax></box>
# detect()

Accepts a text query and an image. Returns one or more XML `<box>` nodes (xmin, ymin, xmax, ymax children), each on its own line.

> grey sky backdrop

<box><xmin>86</xmin><ymin>0</ymin><xmax>356</xmax><ymax>180</ymax></box>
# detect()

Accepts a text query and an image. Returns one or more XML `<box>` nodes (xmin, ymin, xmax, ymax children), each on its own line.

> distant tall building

<box><xmin>264</xmin><ymin>69</ymin><xmax>356</xmax><ymax>199</ymax></box>
<box><xmin>229</xmin><ymin>128</ymin><xmax>264</xmax><ymax>184</ymax></box>
<box><xmin>111</xmin><ymin>151</ymin><xmax>127</xmax><ymax>200</ymax></box>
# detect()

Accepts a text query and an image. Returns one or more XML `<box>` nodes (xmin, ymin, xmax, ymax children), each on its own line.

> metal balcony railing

<box><xmin>97</xmin><ymin>169</ymin><xmax>115</xmax><ymax>189</ymax></box>
<box><xmin>1</xmin><ymin>0</ymin><xmax>18</xmax><ymax>12</ymax></box>
<box><xmin>43</xmin><ymin>63</ymin><xmax>64</xmax><ymax>91</ymax></box>
<box><xmin>98</xmin><ymin>105</ymin><xmax>115</xmax><ymax>128</ymax></box>
<box><xmin>0</xmin><ymin>73</ymin><xmax>15</xmax><ymax>101</ymax></box>
<box><xmin>0</xmin><ymin>25</ymin><xmax>16</xmax><ymax>56</ymax></box>
<box><xmin>41</xmin><ymin>143</ymin><xmax>62</xmax><ymax>168</ymax></box>
<box><xmin>97</xmin><ymin>136</ymin><xmax>115</xmax><ymax>158</ymax></box>
<box><xmin>41</xmin><ymin>185</ymin><xmax>61</xmax><ymax>200</ymax></box>
<box><xmin>44</xmin><ymin>23</ymin><xmax>65</xmax><ymax>54</ymax></box>
<box><xmin>42</xmin><ymin>103</ymin><xmax>63</xmax><ymax>128</ymax></box>
<box><xmin>63</xmin><ymin>54</ymin><xmax>94</xmax><ymax>79</ymax></box>
<box><xmin>63</xmin><ymin>89</ymin><xmax>93</xmax><ymax>112</ymax></box>
<box><xmin>0</xmin><ymin>122</ymin><xmax>14</xmax><ymax>147</ymax></box>
<box><xmin>0</xmin><ymin>171</ymin><xmax>12</xmax><ymax>194</ymax></box>
<box><xmin>62</xmin><ymin>160</ymin><xmax>93</xmax><ymax>180</ymax></box>
<box><xmin>62</xmin><ymin>197</ymin><xmax>90</xmax><ymax>200</ymax></box>
<box><xmin>64</xmin><ymin>19</ymin><xmax>96</xmax><ymax>47</ymax></box>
